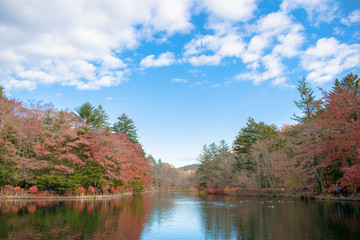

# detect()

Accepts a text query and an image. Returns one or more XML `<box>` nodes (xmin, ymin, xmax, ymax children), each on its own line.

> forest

<box><xmin>195</xmin><ymin>73</ymin><xmax>360</xmax><ymax>195</ymax></box>
<box><xmin>0</xmin><ymin>72</ymin><xmax>359</xmax><ymax>197</ymax></box>
<box><xmin>0</xmin><ymin>92</ymin><xmax>152</xmax><ymax>194</ymax></box>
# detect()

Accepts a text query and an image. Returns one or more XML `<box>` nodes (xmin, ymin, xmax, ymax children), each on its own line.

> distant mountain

<box><xmin>178</xmin><ymin>164</ymin><xmax>199</xmax><ymax>171</ymax></box>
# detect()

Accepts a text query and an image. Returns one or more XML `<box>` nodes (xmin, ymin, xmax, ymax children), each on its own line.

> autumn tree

<box><xmin>0</xmin><ymin>96</ymin><xmax>152</xmax><ymax>191</ymax></box>
<box><xmin>289</xmin><ymin>73</ymin><xmax>360</xmax><ymax>193</ymax></box>
<box><xmin>310</xmin><ymin>75</ymin><xmax>360</xmax><ymax>188</ymax></box>
<box><xmin>250</xmin><ymin>134</ymin><xmax>297</xmax><ymax>190</ymax></box>
<box><xmin>112</xmin><ymin>113</ymin><xmax>139</xmax><ymax>143</ymax></box>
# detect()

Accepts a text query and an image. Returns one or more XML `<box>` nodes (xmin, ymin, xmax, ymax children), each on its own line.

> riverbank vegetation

<box><xmin>195</xmin><ymin>73</ymin><xmax>360</xmax><ymax>197</ymax></box>
<box><xmin>1</xmin><ymin>73</ymin><xmax>359</xmax><ymax>198</ymax></box>
<box><xmin>0</xmin><ymin>90</ymin><xmax>152</xmax><ymax>194</ymax></box>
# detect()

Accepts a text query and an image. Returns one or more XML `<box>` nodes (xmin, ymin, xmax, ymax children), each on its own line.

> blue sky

<box><xmin>1</xmin><ymin>0</ymin><xmax>360</xmax><ymax>167</ymax></box>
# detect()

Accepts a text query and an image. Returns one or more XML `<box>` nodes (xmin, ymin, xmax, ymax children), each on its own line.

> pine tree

<box><xmin>233</xmin><ymin>117</ymin><xmax>277</xmax><ymax>155</ymax></box>
<box><xmin>74</xmin><ymin>102</ymin><xmax>110</xmax><ymax>129</ymax></box>
<box><xmin>0</xmin><ymin>85</ymin><xmax>5</xmax><ymax>99</ymax></box>
<box><xmin>112</xmin><ymin>113</ymin><xmax>139</xmax><ymax>143</ymax></box>
<box><xmin>333</xmin><ymin>73</ymin><xmax>359</xmax><ymax>92</ymax></box>
<box><xmin>74</xmin><ymin>102</ymin><xmax>95</xmax><ymax>126</ymax></box>
<box><xmin>93</xmin><ymin>105</ymin><xmax>110</xmax><ymax>129</ymax></box>
<box><xmin>292</xmin><ymin>77</ymin><xmax>316</xmax><ymax>124</ymax></box>
<box><xmin>233</xmin><ymin>117</ymin><xmax>277</xmax><ymax>172</ymax></box>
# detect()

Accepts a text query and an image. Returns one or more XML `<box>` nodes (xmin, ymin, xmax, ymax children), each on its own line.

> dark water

<box><xmin>0</xmin><ymin>192</ymin><xmax>359</xmax><ymax>240</ymax></box>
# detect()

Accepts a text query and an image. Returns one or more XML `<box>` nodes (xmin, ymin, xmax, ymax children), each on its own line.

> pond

<box><xmin>0</xmin><ymin>192</ymin><xmax>359</xmax><ymax>239</ymax></box>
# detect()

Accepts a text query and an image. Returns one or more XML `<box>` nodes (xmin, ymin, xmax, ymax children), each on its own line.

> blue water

<box><xmin>1</xmin><ymin>192</ymin><xmax>359</xmax><ymax>239</ymax></box>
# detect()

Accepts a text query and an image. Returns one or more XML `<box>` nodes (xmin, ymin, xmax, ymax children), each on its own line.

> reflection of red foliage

<box><xmin>36</xmin><ymin>201</ymin><xmax>48</xmax><ymax>207</ymax></box>
<box><xmin>87</xmin><ymin>204</ymin><xmax>93</xmax><ymax>213</ymax></box>
<box><xmin>206</xmin><ymin>188</ymin><xmax>224</xmax><ymax>194</ymax></box>
<box><xmin>27</xmin><ymin>204</ymin><xmax>37</xmax><ymax>213</ymax></box>
<box><xmin>11</xmin><ymin>205</ymin><xmax>19</xmax><ymax>213</ymax></box>
<box><xmin>2</xmin><ymin>207</ymin><xmax>10</xmax><ymax>214</ymax></box>
<box><xmin>74</xmin><ymin>202</ymin><xmax>85</xmax><ymax>212</ymax></box>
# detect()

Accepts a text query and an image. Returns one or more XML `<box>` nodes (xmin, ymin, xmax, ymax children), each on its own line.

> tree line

<box><xmin>0</xmin><ymin>91</ymin><xmax>152</xmax><ymax>193</ymax></box>
<box><xmin>195</xmin><ymin>73</ymin><xmax>360</xmax><ymax>195</ymax></box>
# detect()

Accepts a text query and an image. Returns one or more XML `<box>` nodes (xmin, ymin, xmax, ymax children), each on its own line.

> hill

<box><xmin>178</xmin><ymin>164</ymin><xmax>199</xmax><ymax>171</ymax></box>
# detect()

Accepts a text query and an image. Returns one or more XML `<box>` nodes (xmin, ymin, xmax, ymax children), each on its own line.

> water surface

<box><xmin>1</xmin><ymin>192</ymin><xmax>359</xmax><ymax>239</ymax></box>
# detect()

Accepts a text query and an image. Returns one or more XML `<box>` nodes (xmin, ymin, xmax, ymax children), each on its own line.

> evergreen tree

<box><xmin>0</xmin><ymin>85</ymin><xmax>4</xmax><ymax>99</ymax></box>
<box><xmin>333</xmin><ymin>72</ymin><xmax>359</xmax><ymax>92</ymax></box>
<box><xmin>74</xmin><ymin>102</ymin><xmax>95</xmax><ymax>126</ymax></box>
<box><xmin>292</xmin><ymin>77</ymin><xmax>316</xmax><ymax>124</ymax></box>
<box><xmin>196</xmin><ymin>140</ymin><xmax>232</xmax><ymax>188</ymax></box>
<box><xmin>233</xmin><ymin>117</ymin><xmax>277</xmax><ymax>155</ymax></box>
<box><xmin>112</xmin><ymin>113</ymin><xmax>139</xmax><ymax>143</ymax></box>
<box><xmin>74</xmin><ymin>102</ymin><xmax>109</xmax><ymax>129</ymax></box>
<box><xmin>233</xmin><ymin>117</ymin><xmax>277</xmax><ymax>171</ymax></box>
<box><xmin>93</xmin><ymin>105</ymin><xmax>110</xmax><ymax>129</ymax></box>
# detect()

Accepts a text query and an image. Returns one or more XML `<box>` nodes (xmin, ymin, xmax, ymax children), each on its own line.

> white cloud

<box><xmin>236</xmin><ymin>11</ymin><xmax>304</xmax><ymax>85</ymax></box>
<box><xmin>236</xmin><ymin>54</ymin><xmax>286</xmax><ymax>85</ymax></box>
<box><xmin>140</xmin><ymin>52</ymin><xmax>176</xmax><ymax>68</ymax></box>
<box><xmin>183</xmin><ymin>34</ymin><xmax>244</xmax><ymax>66</ymax></box>
<box><xmin>301</xmin><ymin>37</ymin><xmax>360</xmax><ymax>84</ymax></box>
<box><xmin>272</xmin><ymin>25</ymin><xmax>304</xmax><ymax>58</ymax></box>
<box><xmin>201</xmin><ymin>0</ymin><xmax>257</xmax><ymax>22</ymax></box>
<box><xmin>183</xmin><ymin>10</ymin><xmax>305</xmax><ymax>86</ymax></box>
<box><xmin>341</xmin><ymin>9</ymin><xmax>360</xmax><ymax>26</ymax></box>
<box><xmin>0</xmin><ymin>0</ymin><xmax>193</xmax><ymax>91</ymax></box>
<box><xmin>280</xmin><ymin>0</ymin><xmax>338</xmax><ymax>24</ymax></box>
<box><xmin>187</xmin><ymin>55</ymin><xmax>222</xmax><ymax>66</ymax></box>
<box><xmin>150</xmin><ymin>0</ymin><xmax>194</xmax><ymax>35</ymax></box>
<box><xmin>171</xmin><ymin>78</ymin><xmax>188</xmax><ymax>83</ymax></box>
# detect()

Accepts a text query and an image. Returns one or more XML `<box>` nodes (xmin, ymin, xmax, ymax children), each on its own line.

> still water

<box><xmin>0</xmin><ymin>192</ymin><xmax>359</xmax><ymax>240</ymax></box>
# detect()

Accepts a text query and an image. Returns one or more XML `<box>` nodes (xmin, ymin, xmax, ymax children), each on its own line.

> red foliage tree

<box><xmin>298</xmin><ymin>83</ymin><xmax>360</xmax><ymax>192</ymax></box>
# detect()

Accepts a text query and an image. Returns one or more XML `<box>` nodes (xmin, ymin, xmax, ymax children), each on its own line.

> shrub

<box><xmin>224</xmin><ymin>186</ymin><xmax>230</xmax><ymax>195</ymax></box>
<box><xmin>78</xmin><ymin>186</ymin><xmax>86</xmax><ymax>194</ymax></box>
<box><xmin>29</xmin><ymin>186</ymin><xmax>38</xmax><ymax>194</ymax></box>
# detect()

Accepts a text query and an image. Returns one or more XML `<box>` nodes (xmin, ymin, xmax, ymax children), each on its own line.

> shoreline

<box><xmin>1</xmin><ymin>190</ymin><xmax>360</xmax><ymax>203</ymax></box>
<box><xmin>0</xmin><ymin>192</ymin><xmax>133</xmax><ymax>201</ymax></box>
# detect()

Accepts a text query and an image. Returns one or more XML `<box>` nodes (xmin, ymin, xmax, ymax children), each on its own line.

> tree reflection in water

<box><xmin>0</xmin><ymin>193</ymin><xmax>360</xmax><ymax>240</ymax></box>
<box><xmin>0</xmin><ymin>195</ymin><xmax>152</xmax><ymax>240</ymax></box>
<box><xmin>198</xmin><ymin>194</ymin><xmax>360</xmax><ymax>240</ymax></box>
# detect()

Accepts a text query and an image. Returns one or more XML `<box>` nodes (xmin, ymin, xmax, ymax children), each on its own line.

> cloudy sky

<box><xmin>1</xmin><ymin>0</ymin><xmax>360</xmax><ymax>167</ymax></box>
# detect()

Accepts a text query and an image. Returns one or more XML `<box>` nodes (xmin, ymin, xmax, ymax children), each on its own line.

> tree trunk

<box><xmin>315</xmin><ymin>171</ymin><xmax>324</xmax><ymax>194</ymax></box>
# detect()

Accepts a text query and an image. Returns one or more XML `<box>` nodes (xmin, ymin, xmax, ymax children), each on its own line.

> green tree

<box><xmin>233</xmin><ymin>117</ymin><xmax>277</xmax><ymax>155</ymax></box>
<box><xmin>0</xmin><ymin>85</ymin><xmax>5</xmax><ymax>99</ymax></box>
<box><xmin>333</xmin><ymin>72</ymin><xmax>360</xmax><ymax>92</ymax></box>
<box><xmin>233</xmin><ymin>118</ymin><xmax>277</xmax><ymax>172</ymax></box>
<box><xmin>93</xmin><ymin>105</ymin><xmax>110</xmax><ymax>129</ymax></box>
<box><xmin>112</xmin><ymin>113</ymin><xmax>139</xmax><ymax>143</ymax></box>
<box><xmin>196</xmin><ymin>140</ymin><xmax>234</xmax><ymax>188</ymax></box>
<box><xmin>292</xmin><ymin>77</ymin><xmax>317</xmax><ymax>124</ymax></box>
<box><xmin>74</xmin><ymin>102</ymin><xmax>109</xmax><ymax>129</ymax></box>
